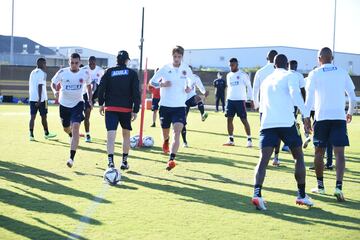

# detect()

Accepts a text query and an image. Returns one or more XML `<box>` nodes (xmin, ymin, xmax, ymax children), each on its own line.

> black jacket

<box><xmin>98</xmin><ymin>64</ymin><xmax>140</xmax><ymax>113</ymax></box>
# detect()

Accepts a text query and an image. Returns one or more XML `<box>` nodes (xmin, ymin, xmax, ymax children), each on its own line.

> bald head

<box><xmin>267</xmin><ymin>50</ymin><xmax>278</xmax><ymax>63</ymax></box>
<box><xmin>318</xmin><ymin>47</ymin><xmax>333</xmax><ymax>64</ymax></box>
<box><xmin>274</xmin><ymin>54</ymin><xmax>288</xmax><ymax>69</ymax></box>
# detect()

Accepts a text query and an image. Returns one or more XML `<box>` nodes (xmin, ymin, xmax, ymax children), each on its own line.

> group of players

<box><xmin>28</xmin><ymin>45</ymin><xmax>357</xmax><ymax>210</ymax></box>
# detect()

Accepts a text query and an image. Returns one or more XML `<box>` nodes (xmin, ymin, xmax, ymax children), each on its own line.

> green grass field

<box><xmin>0</xmin><ymin>104</ymin><xmax>359</xmax><ymax>240</ymax></box>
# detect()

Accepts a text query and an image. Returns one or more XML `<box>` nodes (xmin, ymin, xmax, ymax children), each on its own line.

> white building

<box><xmin>184</xmin><ymin>46</ymin><xmax>360</xmax><ymax>75</ymax></box>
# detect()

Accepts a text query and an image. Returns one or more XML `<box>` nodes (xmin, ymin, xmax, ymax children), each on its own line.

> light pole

<box><xmin>139</xmin><ymin>7</ymin><xmax>145</xmax><ymax>76</ymax></box>
<box><xmin>10</xmin><ymin>0</ymin><xmax>15</xmax><ymax>65</ymax></box>
<box><xmin>332</xmin><ymin>0</ymin><xmax>337</xmax><ymax>63</ymax></box>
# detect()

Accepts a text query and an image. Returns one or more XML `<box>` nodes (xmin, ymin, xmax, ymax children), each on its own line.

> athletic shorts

<box><xmin>185</xmin><ymin>95</ymin><xmax>201</xmax><ymax>108</ymax></box>
<box><xmin>30</xmin><ymin>101</ymin><xmax>48</xmax><ymax>116</ymax></box>
<box><xmin>225</xmin><ymin>100</ymin><xmax>247</xmax><ymax>119</ymax></box>
<box><xmin>59</xmin><ymin>101</ymin><xmax>85</xmax><ymax>128</ymax></box>
<box><xmin>313</xmin><ymin>120</ymin><xmax>349</xmax><ymax>147</ymax></box>
<box><xmin>105</xmin><ymin>111</ymin><xmax>132</xmax><ymax>131</ymax></box>
<box><xmin>159</xmin><ymin>106</ymin><xmax>186</xmax><ymax>129</ymax></box>
<box><xmin>259</xmin><ymin>123</ymin><xmax>302</xmax><ymax>149</ymax></box>
<box><xmin>152</xmin><ymin>98</ymin><xmax>160</xmax><ymax>111</ymax></box>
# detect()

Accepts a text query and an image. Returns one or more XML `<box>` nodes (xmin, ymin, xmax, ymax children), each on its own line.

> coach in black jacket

<box><xmin>98</xmin><ymin>50</ymin><xmax>140</xmax><ymax>170</ymax></box>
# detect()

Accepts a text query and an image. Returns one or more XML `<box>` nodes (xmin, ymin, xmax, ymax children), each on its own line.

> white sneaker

<box><xmin>296</xmin><ymin>195</ymin><xmax>314</xmax><ymax>207</ymax></box>
<box><xmin>66</xmin><ymin>159</ymin><xmax>74</xmax><ymax>168</ymax></box>
<box><xmin>272</xmin><ymin>157</ymin><xmax>280</xmax><ymax>166</ymax></box>
<box><xmin>303</xmin><ymin>137</ymin><xmax>311</xmax><ymax>149</ymax></box>
<box><xmin>311</xmin><ymin>187</ymin><xmax>326</xmax><ymax>195</ymax></box>
<box><xmin>183</xmin><ymin>142</ymin><xmax>189</xmax><ymax>148</ymax></box>
<box><xmin>251</xmin><ymin>197</ymin><xmax>267</xmax><ymax>210</ymax></box>
<box><xmin>247</xmin><ymin>140</ymin><xmax>253</xmax><ymax>148</ymax></box>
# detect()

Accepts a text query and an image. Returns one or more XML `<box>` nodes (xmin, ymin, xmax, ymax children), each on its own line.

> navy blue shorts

<box><xmin>259</xmin><ymin>123</ymin><xmax>302</xmax><ymax>149</ymax></box>
<box><xmin>225</xmin><ymin>100</ymin><xmax>247</xmax><ymax>119</ymax></box>
<box><xmin>152</xmin><ymin>98</ymin><xmax>160</xmax><ymax>111</ymax></box>
<box><xmin>59</xmin><ymin>102</ymin><xmax>85</xmax><ymax>128</ymax></box>
<box><xmin>313</xmin><ymin>120</ymin><xmax>349</xmax><ymax>147</ymax></box>
<box><xmin>105</xmin><ymin>111</ymin><xmax>132</xmax><ymax>131</ymax></box>
<box><xmin>185</xmin><ymin>95</ymin><xmax>201</xmax><ymax>108</ymax></box>
<box><xmin>30</xmin><ymin>101</ymin><xmax>48</xmax><ymax>116</ymax></box>
<box><xmin>159</xmin><ymin>106</ymin><xmax>186</xmax><ymax>129</ymax></box>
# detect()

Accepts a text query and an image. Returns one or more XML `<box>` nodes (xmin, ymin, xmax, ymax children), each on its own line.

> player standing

<box><xmin>213</xmin><ymin>72</ymin><xmax>226</xmax><ymax>112</ymax></box>
<box><xmin>29</xmin><ymin>58</ymin><xmax>56</xmax><ymax>141</ymax></box>
<box><xmin>305</xmin><ymin>47</ymin><xmax>356</xmax><ymax>201</ymax></box>
<box><xmin>51</xmin><ymin>53</ymin><xmax>92</xmax><ymax>168</ymax></box>
<box><xmin>223</xmin><ymin>58</ymin><xmax>253</xmax><ymax>147</ymax></box>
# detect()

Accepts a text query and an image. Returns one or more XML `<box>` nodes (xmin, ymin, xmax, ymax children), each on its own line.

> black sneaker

<box><xmin>120</xmin><ymin>161</ymin><xmax>129</xmax><ymax>170</ymax></box>
<box><xmin>150</xmin><ymin>123</ymin><xmax>156</xmax><ymax>127</ymax></box>
<box><xmin>309</xmin><ymin>165</ymin><xmax>315</xmax><ymax>170</ymax></box>
<box><xmin>325</xmin><ymin>165</ymin><xmax>334</xmax><ymax>170</ymax></box>
<box><xmin>108</xmin><ymin>160</ymin><xmax>114</xmax><ymax>168</ymax></box>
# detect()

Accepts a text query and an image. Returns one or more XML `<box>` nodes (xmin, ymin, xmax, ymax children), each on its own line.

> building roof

<box><xmin>0</xmin><ymin>35</ymin><xmax>56</xmax><ymax>55</ymax></box>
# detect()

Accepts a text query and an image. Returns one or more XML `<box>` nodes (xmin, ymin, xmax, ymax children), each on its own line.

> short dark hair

<box><xmin>36</xmin><ymin>57</ymin><xmax>46</xmax><ymax>66</ymax></box>
<box><xmin>172</xmin><ymin>45</ymin><xmax>184</xmax><ymax>56</ymax></box>
<box><xmin>289</xmin><ymin>60</ymin><xmax>298</xmax><ymax>71</ymax></box>
<box><xmin>229</xmin><ymin>58</ymin><xmax>238</xmax><ymax>63</ymax></box>
<box><xmin>70</xmin><ymin>53</ymin><xmax>81</xmax><ymax>59</ymax></box>
<box><xmin>267</xmin><ymin>50</ymin><xmax>278</xmax><ymax>63</ymax></box>
<box><xmin>89</xmin><ymin>56</ymin><xmax>96</xmax><ymax>61</ymax></box>
<box><xmin>274</xmin><ymin>54</ymin><xmax>288</xmax><ymax>69</ymax></box>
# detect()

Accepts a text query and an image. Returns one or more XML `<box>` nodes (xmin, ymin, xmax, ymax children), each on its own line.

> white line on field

<box><xmin>67</xmin><ymin>183</ymin><xmax>110</xmax><ymax>240</ymax></box>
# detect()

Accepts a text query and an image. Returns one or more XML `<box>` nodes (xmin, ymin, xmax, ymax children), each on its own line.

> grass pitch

<box><xmin>0</xmin><ymin>104</ymin><xmax>359</xmax><ymax>240</ymax></box>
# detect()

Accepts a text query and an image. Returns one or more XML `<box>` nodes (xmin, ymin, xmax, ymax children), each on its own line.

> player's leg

<box><xmin>224</xmin><ymin>100</ymin><xmax>235</xmax><ymax>145</ymax></box>
<box><xmin>151</xmin><ymin>98</ymin><xmax>159</xmax><ymax>127</ymax></box>
<box><xmin>195</xmin><ymin>96</ymin><xmax>207</xmax><ymax>121</ymax></box>
<box><xmin>273</xmin><ymin>140</ymin><xmax>281</xmax><ymax>166</ymax></box>
<box><xmin>159</xmin><ymin>107</ymin><xmax>171</xmax><ymax>154</ymax></box>
<box><xmin>119</xmin><ymin>112</ymin><xmax>132</xmax><ymax>170</ymax></box>
<box><xmin>215</xmin><ymin>95</ymin><xmax>220</xmax><ymax>112</ymax></box>
<box><xmin>84</xmin><ymin>107</ymin><xmax>92</xmax><ymax>142</ymax></box>
<box><xmin>220</xmin><ymin>95</ymin><xmax>225</xmax><ymax>112</ymax></box>
<box><xmin>105</xmin><ymin>111</ymin><xmax>119</xmax><ymax>168</ymax></box>
<box><xmin>29</xmin><ymin>102</ymin><xmax>38</xmax><ymax>141</ymax></box>
<box><xmin>325</xmin><ymin>143</ymin><xmax>333</xmax><ymax>169</ymax></box>
<box><xmin>238</xmin><ymin>100</ymin><xmax>252</xmax><ymax>147</ymax></box>
<box><xmin>39</xmin><ymin>101</ymin><xmax>56</xmax><ymax>139</ymax></box>
<box><xmin>59</xmin><ymin>104</ymin><xmax>72</xmax><ymax>138</ymax></box>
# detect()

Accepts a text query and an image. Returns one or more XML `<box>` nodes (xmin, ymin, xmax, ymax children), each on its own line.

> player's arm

<box><xmin>244</xmin><ymin>73</ymin><xmax>253</xmax><ymax>101</ymax></box>
<box><xmin>305</xmin><ymin>71</ymin><xmax>315</xmax><ymax>117</ymax></box>
<box><xmin>252</xmin><ymin>72</ymin><xmax>260</xmax><ymax>109</ymax></box>
<box><xmin>51</xmin><ymin>69</ymin><xmax>62</xmax><ymax>99</ymax></box>
<box><xmin>195</xmin><ymin>75</ymin><xmax>208</xmax><ymax>96</ymax></box>
<box><xmin>36</xmin><ymin>72</ymin><xmax>45</xmax><ymax>106</ymax></box>
<box><xmin>131</xmin><ymin>71</ymin><xmax>141</xmax><ymax>121</ymax></box>
<box><xmin>97</xmin><ymin>70</ymin><xmax>108</xmax><ymax>115</ymax></box>
<box><xmin>150</xmin><ymin>67</ymin><xmax>166</xmax><ymax>88</ymax></box>
<box><xmin>345</xmin><ymin>74</ymin><xmax>357</xmax><ymax>123</ymax></box>
<box><xmin>288</xmin><ymin>76</ymin><xmax>308</xmax><ymax>117</ymax></box>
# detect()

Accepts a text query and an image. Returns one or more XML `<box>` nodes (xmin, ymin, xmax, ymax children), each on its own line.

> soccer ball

<box><xmin>103</xmin><ymin>168</ymin><xmax>121</xmax><ymax>185</ymax></box>
<box><xmin>142</xmin><ymin>136</ymin><xmax>154</xmax><ymax>147</ymax></box>
<box><xmin>130</xmin><ymin>135</ymin><xmax>140</xmax><ymax>148</ymax></box>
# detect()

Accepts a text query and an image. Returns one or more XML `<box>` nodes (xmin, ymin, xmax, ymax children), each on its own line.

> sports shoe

<box><xmin>183</xmin><ymin>142</ymin><xmax>189</xmax><ymax>148</ymax></box>
<box><xmin>282</xmin><ymin>145</ymin><xmax>290</xmax><ymax>152</ymax></box>
<box><xmin>166</xmin><ymin>160</ymin><xmax>176</xmax><ymax>171</ymax></box>
<box><xmin>272</xmin><ymin>157</ymin><xmax>280</xmax><ymax>166</ymax></box>
<box><xmin>120</xmin><ymin>161</ymin><xmax>129</xmax><ymax>170</ymax></box>
<box><xmin>150</xmin><ymin>123</ymin><xmax>156</xmax><ymax>127</ymax></box>
<box><xmin>334</xmin><ymin>188</ymin><xmax>345</xmax><ymax>202</ymax></box>
<box><xmin>325</xmin><ymin>165</ymin><xmax>334</xmax><ymax>170</ymax></box>
<box><xmin>311</xmin><ymin>187</ymin><xmax>325</xmax><ymax>195</ymax></box>
<box><xmin>247</xmin><ymin>139</ymin><xmax>253</xmax><ymax>148</ymax></box>
<box><xmin>308</xmin><ymin>165</ymin><xmax>315</xmax><ymax>170</ymax></box>
<box><xmin>66</xmin><ymin>159</ymin><xmax>74</xmax><ymax>168</ymax></box>
<box><xmin>108</xmin><ymin>160</ymin><xmax>114</xmax><ymax>168</ymax></box>
<box><xmin>251</xmin><ymin>197</ymin><xmax>267</xmax><ymax>210</ymax></box>
<box><xmin>85</xmin><ymin>135</ymin><xmax>92</xmax><ymax>143</ymax></box>
<box><xmin>296</xmin><ymin>195</ymin><xmax>314</xmax><ymax>207</ymax></box>
<box><xmin>30</xmin><ymin>136</ymin><xmax>35</xmax><ymax>141</ymax></box>
<box><xmin>201</xmin><ymin>112</ymin><xmax>208</xmax><ymax>121</ymax></box>
<box><xmin>223</xmin><ymin>141</ymin><xmax>235</xmax><ymax>146</ymax></box>
<box><xmin>79</xmin><ymin>133</ymin><xmax>85</xmax><ymax>137</ymax></box>
<box><xmin>44</xmin><ymin>132</ymin><xmax>57</xmax><ymax>139</ymax></box>
<box><xmin>303</xmin><ymin>136</ymin><xmax>311</xmax><ymax>149</ymax></box>
<box><xmin>162</xmin><ymin>141</ymin><xmax>170</xmax><ymax>154</ymax></box>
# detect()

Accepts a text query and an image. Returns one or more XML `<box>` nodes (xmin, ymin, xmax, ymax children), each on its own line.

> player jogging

<box><xmin>148</xmin><ymin>68</ymin><xmax>161</xmax><ymax>127</ymax></box>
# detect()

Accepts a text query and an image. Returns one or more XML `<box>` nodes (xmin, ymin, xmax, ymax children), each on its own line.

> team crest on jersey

<box><xmin>182</xmin><ymin>70</ymin><xmax>187</xmax><ymax>76</ymax></box>
<box><xmin>237</xmin><ymin>76</ymin><xmax>240</xmax><ymax>79</ymax></box>
<box><xmin>168</xmin><ymin>70</ymin><xmax>172</xmax><ymax>74</ymax></box>
<box><xmin>79</xmin><ymin>78</ymin><xmax>84</xmax><ymax>83</ymax></box>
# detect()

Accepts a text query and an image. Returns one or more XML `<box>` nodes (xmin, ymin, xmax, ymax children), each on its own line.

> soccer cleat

<box><xmin>247</xmin><ymin>140</ymin><xmax>253</xmax><ymax>148</ymax></box>
<box><xmin>251</xmin><ymin>197</ymin><xmax>267</xmax><ymax>210</ymax></box>
<box><xmin>334</xmin><ymin>188</ymin><xmax>345</xmax><ymax>202</ymax></box>
<box><xmin>282</xmin><ymin>145</ymin><xmax>290</xmax><ymax>152</ymax></box>
<box><xmin>44</xmin><ymin>132</ymin><xmax>57</xmax><ymax>139</ymax></box>
<box><xmin>30</xmin><ymin>136</ymin><xmax>35</xmax><ymax>141</ymax></box>
<box><xmin>150</xmin><ymin>123</ymin><xmax>156</xmax><ymax>127</ymax></box>
<box><xmin>85</xmin><ymin>135</ymin><xmax>92</xmax><ymax>143</ymax></box>
<box><xmin>308</xmin><ymin>165</ymin><xmax>315</xmax><ymax>170</ymax></box>
<box><xmin>296</xmin><ymin>195</ymin><xmax>314</xmax><ymax>207</ymax></box>
<box><xmin>108</xmin><ymin>160</ymin><xmax>115</xmax><ymax>168</ymax></box>
<box><xmin>66</xmin><ymin>159</ymin><xmax>74</xmax><ymax>168</ymax></box>
<box><xmin>120</xmin><ymin>161</ymin><xmax>129</xmax><ymax>170</ymax></box>
<box><xmin>272</xmin><ymin>157</ymin><xmax>280</xmax><ymax>167</ymax></box>
<box><xmin>183</xmin><ymin>142</ymin><xmax>189</xmax><ymax>148</ymax></box>
<box><xmin>166</xmin><ymin>160</ymin><xmax>176</xmax><ymax>171</ymax></box>
<box><xmin>162</xmin><ymin>141</ymin><xmax>170</xmax><ymax>154</ymax></box>
<box><xmin>201</xmin><ymin>112</ymin><xmax>208</xmax><ymax>121</ymax></box>
<box><xmin>303</xmin><ymin>137</ymin><xmax>311</xmax><ymax>149</ymax></box>
<box><xmin>223</xmin><ymin>141</ymin><xmax>235</xmax><ymax>146</ymax></box>
<box><xmin>311</xmin><ymin>187</ymin><xmax>326</xmax><ymax>195</ymax></box>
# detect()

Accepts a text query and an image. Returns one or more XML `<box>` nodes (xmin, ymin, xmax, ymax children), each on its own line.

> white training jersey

<box><xmin>51</xmin><ymin>67</ymin><xmax>91</xmax><ymax>108</ymax></box>
<box><xmin>187</xmin><ymin>74</ymin><xmax>206</xmax><ymax>100</ymax></box>
<box><xmin>253</xmin><ymin>63</ymin><xmax>275</xmax><ymax>110</ymax></box>
<box><xmin>226</xmin><ymin>70</ymin><xmax>252</xmax><ymax>101</ymax></box>
<box><xmin>305</xmin><ymin>63</ymin><xmax>356</xmax><ymax>121</ymax></box>
<box><xmin>150</xmin><ymin>63</ymin><xmax>193</xmax><ymax>107</ymax></box>
<box><xmin>260</xmin><ymin>68</ymin><xmax>308</xmax><ymax>130</ymax></box>
<box><xmin>289</xmin><ymin>70</ymin><xmax>305</xmax><ymax>88</ymax></box>
<box><xmin>304</xmin><ymin>77</ymin><xmax>315</xmax><ymax>111</ymax></box>
<box><xmin>29</xmin><ymin>68</ymin><xmax>48</xmax><ymax>102</ymax></box>
<box><xmin>81</xmin><ymin>65</ymin><xmax>104</xmax><ymax>94</ymax></box>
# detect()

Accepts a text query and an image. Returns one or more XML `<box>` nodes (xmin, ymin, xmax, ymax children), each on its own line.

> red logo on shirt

<box><xmin>79</xmin><ymin>78</ymin><xmax>84</xmax><ymax>83</ymax></box>
<box><xmin>182</xmin><ymin>70</ymin><xmax>187</xmax><ymax>76</ymax></box>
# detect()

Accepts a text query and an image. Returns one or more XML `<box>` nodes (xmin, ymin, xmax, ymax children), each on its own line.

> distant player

<box><xmin>148</xmin><ymin>68</ymin><xmax>161</xmax><ymax>127</ymax></box>
<box><xmin>29</xmin><ymin>57</ymin><xmax>56</xmax><ymax>141</ymax></box>
<box><xmin>81</xmin><ymin>56</ymin><xmax>104</xmax><ymax>142</ymax></box>
<box><xmin>305</xmin><ymin>47</ymin><xmax>356</xmax><ymax>201</ymax></box>
<box><xmin>213</xmin><ymin>72</ymin><xmax>226</xmax><ymax>112</ymax></box>
<box><xmin>149</xmin><ymin>45</ymin><xmax>193</xmax><ymax>171</ymax></box>
<box><xmin>51</xmin><ymin>53</ymin><xmax>92</xmax><ymax>168</ymax></box>
<box><xmin>223</xmin><ymin>58</ymin><xmax>253</xmax><ymax>147</ymax></box>
<box><xmin>252</xmin><ymin>54</ymin><xmax>313</xmax><ymax>210</ymax></box>
<box><xmin>98</xmin><ymin>50</ymin><xmax>140</xmax><ymax>170</ymax></box>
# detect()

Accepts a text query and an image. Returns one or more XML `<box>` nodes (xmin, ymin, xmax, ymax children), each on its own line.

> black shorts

<box><xmin>105</xmin><ymin>111</ymin><xmax>132</xmax><ymax>131</ymax></box>
<box><xmin>159</xmin><ymin>106</ymin><xmax>186</xmax><ymax>129</ymax></box>
<box><xmin>59</xmin><ymin>102</ymin><xmax>85</xmax><ymax>128</ymax></box>
<box><xmin>152</xmin><ymin>98</ymin><xmax>160</xmax><ymax>111</ymax></box>
<box><xmin>185</xmin><ymin>95</ymin><xmax>200</xmax><ymax>108</ymax></box>
<box><xmin>259</xmin><ymin>124</ymin><xmax>302</xmax><ymax>149</ymax></box>
<box><xmin>225</xmin><ymin>100</ymin><xmax>247</xmax><ymax>119</ymax></box>
<box><xmin>313</xmin><ymin>120</ymin><xmax>349</xmax><ymax>147</ymax></box>
<box><xmin>30</xmin><ymin>101</ymin><xmax>48</xmax><ymax>116</ymax></box>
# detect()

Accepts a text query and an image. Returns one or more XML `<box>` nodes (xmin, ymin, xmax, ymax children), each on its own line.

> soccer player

<box><xmin>305</xmin><ymin>47</ymin><xmax>356</xmax><ymax>201</ymax></box>
<box><xmin>149</xmin><ymin>45</ymin><xmax>192</xmax><ymax>171</ymax></box>
<box><xmin>148</xmin><ymin>68</ymin><xmax>161</xmax><ymax>127</ymax></box>
<box><xmin>29</xmin><ymin>58</ymin><xmax>56</xmax><ymax>141</ymax></box>
<box><xmin>51</xmin><ymin>53</ymin><xmax>92</xmax><ymax>168</ymax></box>
<box><xmin>182</xmin><ymin>68</ymin><xmax>209</xmax><ymax>147</ymax></box>
<box><xmin>98</xmin><ymin>50</ymin><xmax>140</xmax><ymax>170</ymax></box>
<box><xmin>223</xmin><ymin>58</ymin><xmax>253</xmax><ymax>147</ymax></box>
<box><xmin>213</xmin><ymin>72</ymin><xmax>226</xmax><ymax>112</ymax></box>
<box><xmin>252</xmin><ymin>54</ymin><xmax>313</xmax><ymax>210</ymax></box>
<box><xmin>81</xmin><ymin>56</ymin><xmax>104</xmax><ymax>142</ymax></box>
